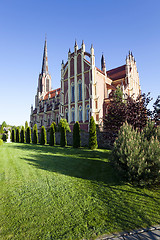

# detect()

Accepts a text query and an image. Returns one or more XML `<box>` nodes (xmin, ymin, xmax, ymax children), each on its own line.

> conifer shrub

<box><xmin>49</xmin><ymin>123</ymin><xmax>55</xmax><ymax>146</ymax></box>
<box><xmin>60</xmin><ymin>123</ymin><xmax>67</xmax><ymax>147</ymax></box>
<box><xmin>73</xmin><ymin>121</ymin><xmax>81</xmax><ymax>148</ymax></box>
<box><xmin>113</xmin><ymin>122</ymin><xmax>160</xmax><ymax>185</ymax></box>
<box><xmin>16</xmin><ymin>127</ymin><xmax>20</xmax><ymax>143</ymax></box>
<box><xmin>11</xmin><ymin>129</ymin><xmax>15</xmax><ymax>142</ymax></box>
<box><xmin>58</xmin><ymin>119</ymin><xmax>71</xmax><ymax>132</ymax></box>
<box><xmin>20</xmin><ymin>126</ymin><xmax>25</xmax><ymax>143</ymax></box>
<box><xmin>26</xmin><ymin>127</ymin><xmax>32</xmax><ymax>144</ymax></box>
<box><xmin>89</xmin><ymin>116</ymin><xmax>98</xmax><ymax>150</ymax></box>
<box><xmin>0</xmin><ymin>139</ymin><xmax>3</xmax><ymax>145</ymax></box>
<box><xmin>33</xmin><ymin>124</ymin><xmax>38</xmax><ymax>144</ymax></box>
<box><xmin>2</xmin><ymin>133</ymin><xmax>7</xmax><ymax>142</ymax></box>
<box><xmin>40</xmin><ymin>126</ymin><xmax>47</xmax><ymax>145</ymax></box>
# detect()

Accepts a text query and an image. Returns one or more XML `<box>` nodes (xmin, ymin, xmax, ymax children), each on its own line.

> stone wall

<box><xmin>45</xmin><ymin>131</ymin><xmax>113</xmax><ymax>149</ymax></box>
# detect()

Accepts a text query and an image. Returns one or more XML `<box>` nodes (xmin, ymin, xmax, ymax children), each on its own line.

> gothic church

<box><xmin>30</xmin><ymin>39</ymin><xmax>141</xmax><ymax>131</ymax></box>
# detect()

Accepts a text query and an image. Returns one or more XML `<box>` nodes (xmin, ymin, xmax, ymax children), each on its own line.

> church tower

<box><xmin>35</xmin><ymin>38</ymin><xmax>52</xmax><ymax>107</ymax></box>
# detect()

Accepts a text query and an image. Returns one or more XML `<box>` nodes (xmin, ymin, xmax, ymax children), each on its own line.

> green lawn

<box><xmin>0</xmin><ymin>143</ymin><xmax>159</xmax><ymax>240</ymax></box>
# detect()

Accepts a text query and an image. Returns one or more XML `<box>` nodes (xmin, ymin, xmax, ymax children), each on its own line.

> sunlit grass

<box><xmin>0</xmin><ymin>143</ymin><xmax>159</xmax><ymax>240</ymax></box>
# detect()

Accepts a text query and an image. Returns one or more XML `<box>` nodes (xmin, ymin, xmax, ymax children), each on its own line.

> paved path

<box><xmin>96</xmin><ymin>225</ymin><xmax>160</xmax><ymax>240</ymax></box>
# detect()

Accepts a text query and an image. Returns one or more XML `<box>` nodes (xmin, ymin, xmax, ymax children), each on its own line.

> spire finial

<box><xmin>69</xmin><ymin>48</ymin><xmax>71</xmax><ymax>53</ymax></box>
<box><xmin>75</xmin><ymin>39</ymin><xmax>77</xmax><ymax>46</ymax></box>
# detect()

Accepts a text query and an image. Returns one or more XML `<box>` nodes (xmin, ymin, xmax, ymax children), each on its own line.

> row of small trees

<box><xmin>11</xmin><ymin>116</ymin><xmax>98</xmax><ymax>149</ymax></box>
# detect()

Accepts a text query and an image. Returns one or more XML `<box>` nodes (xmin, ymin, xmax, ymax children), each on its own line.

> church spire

<box><xmin>101</xmin><ymin>53</ymin><xmax>106</xmax><ymax>72</ymax></box>
<box><xmin>41</xmin><ymin>38</ymin><xmax>48</xmax><ymax>75</ymax></box>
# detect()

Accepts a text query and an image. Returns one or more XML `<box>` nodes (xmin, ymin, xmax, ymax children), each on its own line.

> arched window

<box><xmin>65</xmin><ymin>108</ymin><xmax>68</xmax><ymax>122</ymax></box>
<box><xmin>78</xmin><ymin>80</ymin><xmax>82</xmax><ymax>101</ymax></box>
<box><xmin>46</xmin><ymin>79</ymin><xmax>49</xmax><ymax>92</ymax></box>
<box><xmin>71</xmin><ymin>107</ymin><xmax>75</xmax><ymax>122</ymax></box>
<box><xmin>79</xmin><ymin>105</ymin><xmax>83</xmax><ymax>122</ymax></box>
<box><xmin>86</xmin><ymin>104</ymin><xmax>90</xmax><ymax>121</ymax></box>
<box><xmin>71</xmin><ymin>82</ymin><xmax>75</xmax><ymax>102</ymax></box>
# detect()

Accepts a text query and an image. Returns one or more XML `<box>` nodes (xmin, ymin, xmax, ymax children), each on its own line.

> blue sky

<box><xmin>0</xmin><ymin>0</ymin><xmax>160</xmax><ymax>126</ymax></box>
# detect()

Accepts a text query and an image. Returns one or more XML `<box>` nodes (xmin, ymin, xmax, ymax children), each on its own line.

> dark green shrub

<box><xmin>16</xmin><ymin>128</ymin><xmax>20</xmax><ymax>142</ymax></box>
<box><xmin>20</xmin><ymin>126</ymin><xmax>25</xmax><ymax>143</ymax></box>
<box><xmin>2</xmin><ymin>133</ymin><xmax>7</xmax><ymax>142</ymax></box>
<box><xmin>73</xmin><ymin>121</ymin><xmax>81</xmax><ymax>148</ymax></box>
<box><xmin>11</xmin><ymin>129</ymin><xmax>15</xmax><ymax>142</ymax></box>
<box><xmin>89</xmin><ymin>116</ymin><xmax>98</xmax><ymax>150</ymax></box>
<box><xmin>40</xmin><ymin>126</ymin><xmax>47</xmax><ymax>145</ymax></box>
<box><xmin>113</xmin><ymin>122</ymin><xmax>160</xmax><ymax>185</ymax></box>
<box><xmin>60</xmin><ymin>123</ymin><xmax>67</xmax><ymax>147</ymax></box>
<box><xmin>49</xmin><ymin>123</ymin><xmax>55</xmax><ymax>146</ymax></box>
<box><xmin>26</xmin><ymin>127</ymin><xmax>32</xmax><ymax>144</ymax></box>
<box><xmin>33</xmin><ymin>124</ymin><xmax>38</xmax><ymax>144</ymax></box>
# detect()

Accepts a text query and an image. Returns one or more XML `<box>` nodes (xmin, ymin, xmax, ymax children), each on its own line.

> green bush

<box><xmin>20</xmin><ymin>126</ymin><xmax>25</xmax><ymax>143</ymax></box>
<box><xmin>73</xmin><ymin>121</ymin><xmax>81</xmax><ymax>148</ymax></box>
<box><xmin>58</xmin><ymin>119</ymin><xmax>71</xmax><ymax>132</ymax></box>
<box><xmin>89</xmin><ymin>116</ymin><xmax>98</xmax><ymax>150</ymax></box>
<box><xmin>49</xmin><ymin>123</ymin><xmax>55</xmax><ymax>146</ymax></box>
<box><xmin>16</xmin><ymin>127</ymin><xmax>20</xmax><ymax>143</ymax></box>
<box><xmin>33</xmin><ymin>124</ymin><xmax>38</xmax><ymax>144</ymax></box>
<box><xmin>11</xmin><ymin>129</ymin><xmax>15</xmax><ymax>142</ymax></box>
<box><xmin>40</xmin><ymin>126</ymin><xmax>47</xmax><ymax>145</ymax></box>
<box><xmin>0</xmin><ymin>139</ymin><xmax>3</xmax><ymax>145</ymax></box>
<box><xmin>113</xmin><ymin>122</ymin><xmax>160</xmax><ymax>185</ymax></box>
<box><xmin>26</xmin><ymin>127</ymin><xmax>32</xmax><ymax>144</ymax></box>
<box><xmin>60</xmin><ymin>123</ymin><xmax>67</xmax><ymax>147</ymax></box>
<box><xmin>2</xmin><ymin>133</ymin><xmax>7</xmax><ymax>142</ymax></box>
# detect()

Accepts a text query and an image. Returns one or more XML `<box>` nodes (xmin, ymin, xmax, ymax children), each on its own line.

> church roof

<box><xmin>43</xmin><ymin>88</ymin><xmax>61</xmax><ymax>100</ymax></box>
<box><xmin>107</xmin><ymin>65</ymin><xmax>126</xmax><ymax>81</ymax></box>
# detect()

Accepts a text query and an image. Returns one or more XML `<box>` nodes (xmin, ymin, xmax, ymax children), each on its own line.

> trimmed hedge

<box><xmin>60</xmin><ymin>123</ymin><xmax>67</xmax><ymax>147</ymax></box>
<box><xmin>49</xmin><ymin>122</ymin><xmax>56</xmax><ymax>146</ymax></box>
<box><xmin>89</xmin><ymin>116</ymin><xmax>98</xmax><ymax>150</ymax></box>
<box><xmin>20</xmin><ymin>126</ymin><xmax>25</xmax><ymax>143</ymax></box>
<box><xmin>40</xmin><ymin>126</ymin><xmax>47</xmax><ymax>145</ymax></box>
<box><xmin>11</xmin><ymin>129</ymin><xmax>15</xmax><ymax>142</ymax></box>
<box><xmin>26</xmin><ymin>127</ymin><xmax>32</xmax><ymax>144</ymax></box>
<box><xmin>73</xmin><ymin>121</ymin><xmax>81</xmax><ymax>148</ymax></box>
<box><xmin>33</xmin><ymin>124</ymin><xmax>38</xmax><ymax>144</ymax></box>
<box><xmin>16</xmin><ymin>128</ymin><xmax>20</xmax><ymax>143</ymax></box>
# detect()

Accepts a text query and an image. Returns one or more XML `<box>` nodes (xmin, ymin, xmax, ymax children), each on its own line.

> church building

<box><xmin>30</xmin><ymin>39</ymin><xmax>141</xmax><ymax>132</ymax></box>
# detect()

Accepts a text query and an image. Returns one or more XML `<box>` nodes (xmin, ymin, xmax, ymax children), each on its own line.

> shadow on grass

<box><xmin>6</xmin><ymin>143</ymin><xmax>160</xmax><ymax>233</ymax></box>
<box><xmin>10</xmin><ymin>143</ymin><xmax>120</xmax><ymax>185</ymax></box>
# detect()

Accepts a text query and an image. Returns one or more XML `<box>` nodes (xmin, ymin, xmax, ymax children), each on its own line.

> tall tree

<box><xmin>89</xmin><ymin>116</ymin><xmax>98</xmax><ymax>150</ymax></box>
<box><xmin>153</xmin><ymin>95</ymin><xmax>160</xmax><ymax>125</ymax></box>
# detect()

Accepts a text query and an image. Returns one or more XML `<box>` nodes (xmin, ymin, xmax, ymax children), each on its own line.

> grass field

<box><xmin>0</xmin><ymin>143</ymin><xmax>160</xmax><ymax>240</ymax></box>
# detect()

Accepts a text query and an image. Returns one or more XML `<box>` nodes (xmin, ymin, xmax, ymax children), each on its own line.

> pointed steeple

<box><xmin>101</xmin><ymin>53</ymin><xmax>106</xmax><ymax>71</ymax></box>
<box><xmin>41</xmin><ymin>38</ymin><xmax>48</xmax><ymax>75</ymax></box>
